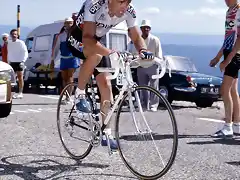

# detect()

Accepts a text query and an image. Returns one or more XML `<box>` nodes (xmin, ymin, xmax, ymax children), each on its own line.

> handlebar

<box><xmin>95</xmin><ymin>54</ymin><xmax>171</xmax><ymax>80</ymax></box>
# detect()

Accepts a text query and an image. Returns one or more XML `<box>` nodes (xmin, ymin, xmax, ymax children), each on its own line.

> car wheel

<box><xmin>159</xmin><ymin>86</ymin><xmax>173</xmax><ymax>104</ymax></box>
<box><xmin>0</xmin><ymin>101</ymin><xmax>12</xmax><ymax>118</ymax></box>
<box><xmin>195</xmin><ymin>99</ymin><xmax>213</xmax><ymax>108</ymax></box>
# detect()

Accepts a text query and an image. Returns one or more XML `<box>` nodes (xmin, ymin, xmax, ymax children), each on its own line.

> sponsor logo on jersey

<box><xmin>225</xmin><ymin>20</ymin><xmax>235</xmax><ymax>29</ymax></box>
<box><xmin>68</xmin><ymin>36</ymin><xmax>84</xmax><ymax>52</ymax></box>
<box><xmin>96</xmin><ymin>22</ymin><xmax>113</xmax><ymax>29</ymax></box>
<box><xmin>127</xmin><ymin>5</ymin><xmax>136</xmax><ymax>18</ymax></box>
<box><xmin>98</xmin><ymin>13</ymin><xmax>105</xmax><ymax>20</ymax></box>
<box><xmin>89</xmin><ymin>0</ymin><xmax>105</xmax><ymax>14</ymax></box>
<box><xmin>76</xmin><ymin>14</ymin><xmax>84</xmax><ymax>28</ymax></box>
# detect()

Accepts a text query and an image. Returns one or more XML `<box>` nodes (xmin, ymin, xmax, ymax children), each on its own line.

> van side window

<box><xmin>34</xmin><ymin>35</ymin><xmax>51</xmax><ymax>51</ymax></box>
<box><xmin>109</xmin><ymin>33</ymin><xmax>127</xmax><ymax>52</ymax></box>
<box><xmin>25</xmin><ymin>37</ymin><xmax>34</xmax><ymax>50</ymax></box>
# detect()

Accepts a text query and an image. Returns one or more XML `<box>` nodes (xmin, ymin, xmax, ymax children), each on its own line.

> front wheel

<box><xmin>115</xmin><ymin>85</ymin><xmax>178</xmax><ymax>179</ymax></box>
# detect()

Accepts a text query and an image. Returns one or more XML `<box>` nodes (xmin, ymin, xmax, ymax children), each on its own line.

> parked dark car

<box><xmin>156</xmin><ymin>55</ymin><xmax>222</xmax><ymax>108</ymax></box>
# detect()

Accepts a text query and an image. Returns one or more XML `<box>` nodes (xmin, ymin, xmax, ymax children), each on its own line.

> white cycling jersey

<box><xmin>76</xmin><ymin>0</ymin><xmax>137</xmax><ymax>37</ymax></box>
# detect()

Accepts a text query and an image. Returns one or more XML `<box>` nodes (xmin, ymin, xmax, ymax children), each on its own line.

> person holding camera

<box><xmin>7</xmin><ymin>29</ymin><xmax>28</xmax><ymax>99</ymax></box>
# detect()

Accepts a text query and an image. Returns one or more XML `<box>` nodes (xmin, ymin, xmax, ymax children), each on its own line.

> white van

<box><xmin>24</xmin><ymin>19</ymin><xmax>130</xmax><ymax>89</ymax></box>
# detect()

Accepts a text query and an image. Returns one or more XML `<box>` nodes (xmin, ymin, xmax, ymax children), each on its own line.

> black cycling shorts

<box><xmin>223</xmin><ymin>50</ymin><xmax>240</xmax><ymax>79</ymax></box>
<box><xmin>10</xmin><ymin>62</ymin><xmax>23</xmax><ymax>72</ymax></box>
<box><xmin>67</xmin><ymin>25</ymin><xmax>111</xmax><ymax>77</ymax></box>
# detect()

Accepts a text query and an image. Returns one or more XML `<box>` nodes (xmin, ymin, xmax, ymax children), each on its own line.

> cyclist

<box><xmin>67</xmin><ymin>0</ymin><xmax>154</xmax><ymax>150</ymax></box>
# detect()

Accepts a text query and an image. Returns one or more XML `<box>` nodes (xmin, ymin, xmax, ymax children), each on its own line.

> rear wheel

<box><xmin>57</xmin><ymin>83</ymin><xmax>93</xmax><ymax>160</ymax></box>
<box><xmin>115</xmin><ymin>85</ymin><xmax>178</xmax><ymax>179</ymax></box>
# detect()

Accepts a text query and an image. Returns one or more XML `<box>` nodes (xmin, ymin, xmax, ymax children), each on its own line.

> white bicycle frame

<box><xmin>95</xmin><ymin>55</ymin><xmax>171</xmax><ymax>129</ymax></box>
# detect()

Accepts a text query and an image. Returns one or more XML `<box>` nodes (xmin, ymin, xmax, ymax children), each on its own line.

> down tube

<box><xmin>102</xmin><ymin>83</ymin><xmax>129</xmax><ymax>129</ymax></box>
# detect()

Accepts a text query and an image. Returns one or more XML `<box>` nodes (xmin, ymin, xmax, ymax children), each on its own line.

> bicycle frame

<box><xmin>93</xmin><ymin>54</ymin><xmax>171</xmax><ymax>132</ymax></box>
<box><xmin>99</xmin><ymin>57</ymin><xmax>139</xmax><ymax>132</ymax></box>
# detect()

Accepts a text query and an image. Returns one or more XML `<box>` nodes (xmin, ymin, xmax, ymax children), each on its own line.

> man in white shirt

<box><xmin>7</xmin><ymin>29</ymin><xmax>28</xmax><ymax>99</ymax></box>
<box><xmin>128</xmin><ymin>19</ymin><xmax>163</xmax><ymax>111</ymax></box>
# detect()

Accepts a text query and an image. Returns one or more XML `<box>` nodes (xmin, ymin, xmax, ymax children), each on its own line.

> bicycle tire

<box><xmin>115</xmin><ymin>85</ymin><xmax>178</xmax><ymax>180</ymax></box>
<box><xmin>57</xmin><ymin>83</ymin><xmax>93</xmax><ymax>160</ymax></box>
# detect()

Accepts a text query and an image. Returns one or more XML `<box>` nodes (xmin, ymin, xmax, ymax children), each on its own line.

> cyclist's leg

<box><xmin>67</xmin><ymin>27</ymin><xmax>102</xmax><ymax>112</ymax></box>
<box><xmin>94</xmin><ymin>57</ymin><xmax>118</xmax><ymax>149</ymax></box>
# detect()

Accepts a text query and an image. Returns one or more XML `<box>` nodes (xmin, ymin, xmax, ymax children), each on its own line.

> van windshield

<box><xmin>25</xmin><ymin>37</ymin><xmax>34</xmax><ymax>50</ymax></box>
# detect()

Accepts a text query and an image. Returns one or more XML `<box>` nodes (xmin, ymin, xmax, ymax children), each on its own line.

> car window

<box><xmin>166</xmin><ymin>56</ymin><xmax>198</xmax><ymax>72</ymax></box>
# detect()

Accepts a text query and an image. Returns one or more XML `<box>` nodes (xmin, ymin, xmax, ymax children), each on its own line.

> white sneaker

<box><xmin>150</xmin><ymin>107</ymin><xmax>157</xmax><ymax>112</ymax></box>
<box><xmin>233</xmin><ymin>124</ymin><xmax>240</xmax><ymax>136</ymax></box>
<box><xmin>13</xmin><ymin>93</ymin><xmax>23</xmax><ymax>99</ymax></box>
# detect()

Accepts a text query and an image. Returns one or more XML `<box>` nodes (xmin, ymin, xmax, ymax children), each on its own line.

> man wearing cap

<box><xmin>1</xmin><ymin>33</ymin><xmax>9</xmax><ymax>63</ymax></box>
<box><xmin>135</xmin><ymin>19</ymin><xmax>163</xmax><ymax>111</ymax></box>
<box><xmin>51</xmin><ymin>17</ymin><xmax>80</xmax><ymax>104</ymax></box>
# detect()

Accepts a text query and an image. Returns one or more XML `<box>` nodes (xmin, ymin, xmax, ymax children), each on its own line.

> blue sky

<box><xmin>0</xmin><ymin>0</ymin><xmax>227</xmax><ymax>35</ymax></box>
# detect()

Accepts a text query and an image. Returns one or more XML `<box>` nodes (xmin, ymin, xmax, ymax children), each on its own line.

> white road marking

<box><xmin>27</xmin><ymin>109</ymin><xmax>41</xmax><ymax>113</ymax></box>
<box><xmin>38</xmin><ymin>95</ymin><xmax>59</xmax><ymax>100</ymax></box>
<box><xmin>10</xmin><ymin>112</ymin><xmax>14</xmax><ymax>115</ymax></box>
<box><xmin>14</xmin><ymin>110</ymin><xmax>28</xmax><ymax>113</ymax></box>
<box><xmin>197</xmin><ymin>117</ymin><xmax>224</xmax><ymax>123</ymax></box>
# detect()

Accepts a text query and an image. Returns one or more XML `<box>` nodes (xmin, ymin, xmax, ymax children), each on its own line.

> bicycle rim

<box><xmin>115</xmin><ymin>85</ymin><xmax>178</xmax><ymax>179</ymax></box>
<box><xmin>57</xmin><ymin>83</ymin><xmax>92</xmax><ymax>160</ymax></box>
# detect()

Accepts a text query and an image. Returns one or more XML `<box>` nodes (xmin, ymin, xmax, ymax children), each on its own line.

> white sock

<box><xmin>233</xmin><ymin>122</ymin><xmax>240</xmax><ymax>126</ymax></box>
<box><xmin>222</xmin><ymin>123</ymin><xmax>233</xmax><ymax>134</ymax></box>
<box><xmin>104</xmin><ymin>128</ymin><xmax>111</xmax><ymax>135</ymax></box>
<box><xmin>75</xmin><ymin>88</ymin><xmax>85</xmax><ymax>97</ymax></box>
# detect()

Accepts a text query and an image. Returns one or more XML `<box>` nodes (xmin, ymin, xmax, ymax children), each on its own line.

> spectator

<box><xmin>7</xmin><ymin>29</ymin><xmax>28</xmax><ymax>99</ymax></box>
<box><xmin>51</xmin><ymin>17</ymin><xmax>80</xmax><ymax>104</ymax></box>
<box><xmin>1</xmin><ymin>33</ymin><xmax>9</xmax><ymax>63</ymax></box>
<box><xmin>129</xmin><ymin>19</ymin><xmax>163</xmax><ymax>111</ymax></box>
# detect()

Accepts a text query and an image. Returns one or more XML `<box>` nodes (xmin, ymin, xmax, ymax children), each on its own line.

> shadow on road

<box><xmin>226</xmin><ymin>161</ymin><xmax>240</xmax><ymax>166</ymax></box>
<box><xmin>119</xmin><ymin>134</ymin><xmax>213</xmax><ymax>141</ymax></box>
<box><xmin>0</xmin><ymin>154</ymin><xmax>111</xmax><ymax>180</ymax></box>
<box><xmin>187</xmin><ymin>138</ymin><xmax>240</xmax><ymax>146</ymax></box>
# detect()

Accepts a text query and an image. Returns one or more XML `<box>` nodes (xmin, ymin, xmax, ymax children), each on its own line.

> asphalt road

<box><xmin>0</xmin><ymin>93</ymin><xmax>239</xmax><ymax>180</ymax></box>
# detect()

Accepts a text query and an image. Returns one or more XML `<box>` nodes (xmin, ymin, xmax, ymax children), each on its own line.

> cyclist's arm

<box><xmin>126</xmin><ymin>5</ymin><xmax>147</xmax><ymax>53</ymax></box>
<box><xmin>82</xmin><ymin>22</ymin><xmax>111</xmax><ymax>56</ymax></box>
<box><xmin>215</xmin><ymin>46</ymin><xmax>223</xmax><ymax>60</ymax></box>
<box><xmin>128</xmin><ymin>26</ymin><xmax>147</xmax><ymax>53</ymax></box>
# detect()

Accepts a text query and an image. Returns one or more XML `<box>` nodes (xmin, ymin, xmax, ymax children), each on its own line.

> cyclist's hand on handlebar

<box><xmin>139</xmin><ymin>49</ymin><xmax>154</xmax><ymax>60</ymax></box>
<box><xmin>109</xmin><ymin>51</ymin><xmax>131</xmax><ymax>61</ymax></box>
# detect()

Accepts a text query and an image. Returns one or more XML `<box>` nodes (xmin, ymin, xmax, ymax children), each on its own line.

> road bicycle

<box><xmin>57</xmin><ymin>53</ymin><xmax>178</xmax><ymax>180</ymax></box>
